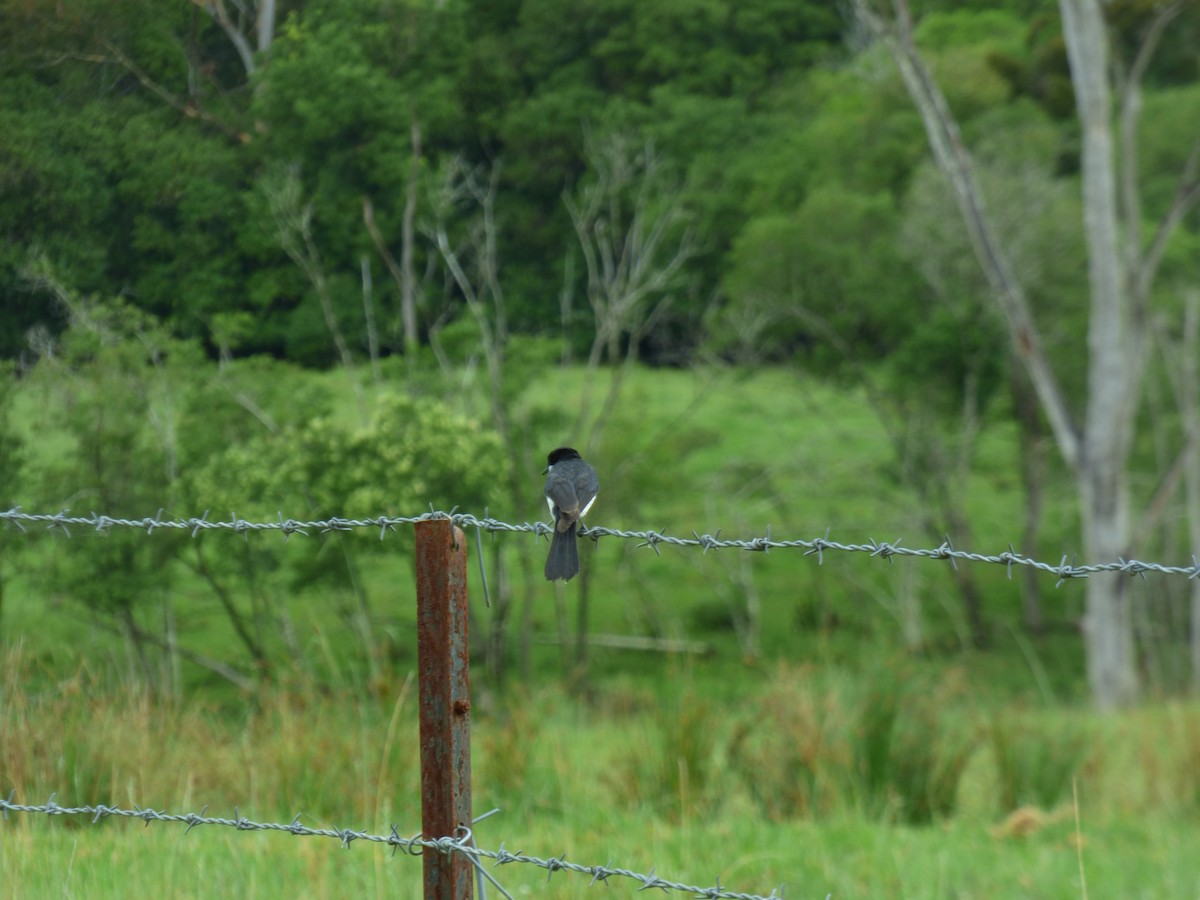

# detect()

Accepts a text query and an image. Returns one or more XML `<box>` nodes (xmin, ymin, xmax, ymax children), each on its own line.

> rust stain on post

<box><xmin>415</xmin><ymin>519</ymin><xmax>473</xmax><ymax>900</ymax></box>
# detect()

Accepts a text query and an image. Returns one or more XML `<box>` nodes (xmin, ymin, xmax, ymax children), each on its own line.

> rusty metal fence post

<box><xmin>415</xmin><ymin>519</ymin><xmax>473</xmax><ymax>900</ymax></box>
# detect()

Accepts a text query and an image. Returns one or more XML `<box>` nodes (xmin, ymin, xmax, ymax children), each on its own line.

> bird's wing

<box><xmin>546</xmin><ymin>474</ymin><xmax>580</xmax><ymax>518</ymax></box>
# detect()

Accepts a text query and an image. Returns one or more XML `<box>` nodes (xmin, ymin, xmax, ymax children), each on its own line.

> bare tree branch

<box><xmin>562</xmin><ymin>135</ymin><xmax>696</xmax><ymax>448</ymax></box>
<box><xmin>853</xmin><ymin>0</ymin><xmax>1081</xmax><ymax>468</ymax></box>
<box><xmin>564</xmin><ymin>136</ymin><xmax>695</xmax><ymax>370</ymax></box>
<box><xmin>1119</xmin><ymin>1</ymin><xmax>1189</xmax><ymax>310</ymax></box>
<box><xmin>190</xmin><ymin>0</ymin><xmax>256</xmax><ymax>75</ymax></box>
<box><xmin>400</xmin><ymin>119</ymin><xmax>423</xmax><ymax>355</ymax></box>
<box><xmin>263</xmin><ymin>165</ymin><xmax>366</xmax><ymax>421</ymax></box>
<box><xmin>91</xmin><ymin>605</ymin><xmax>256</xmax><ymax>692</ymax></box>
<box><xmin>1138</xmin><ymin>135</ymin><xmax>1200</xmax><ymax>303</ymax></box>
<box><xmin>93</xmin><ymin>38</ymin><xmax>245</xmax><ymax>141</ymax></box>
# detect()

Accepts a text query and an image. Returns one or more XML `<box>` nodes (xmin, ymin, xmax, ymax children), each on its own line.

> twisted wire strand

<box><xmin>0</xmin><ymin>797</ymin><xmax>789</xmax><ymax>900</ymax></box>
<box><xmin>1</xmin><ymin>506</ymin><xmax>1196</xmax><ymax>585</ymax></box>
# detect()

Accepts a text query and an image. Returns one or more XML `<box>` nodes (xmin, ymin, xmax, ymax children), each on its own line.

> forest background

<box><xmin>5</xmin><ymin>0</ymin><xmax>1200</xmax><ymax>896</ymax></box>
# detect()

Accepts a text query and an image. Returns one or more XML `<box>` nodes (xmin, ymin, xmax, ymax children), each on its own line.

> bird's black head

<box><xmin>547</xmin><ymin>447</ymin><xmax>582</xmax><ymax>466</ymax></box>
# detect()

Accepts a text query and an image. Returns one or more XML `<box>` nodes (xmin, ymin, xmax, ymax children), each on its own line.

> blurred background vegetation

<box><xmin>4</xmin><ymin>0</ymin><xmax>1200</xmax><ymax>895</ymax></box>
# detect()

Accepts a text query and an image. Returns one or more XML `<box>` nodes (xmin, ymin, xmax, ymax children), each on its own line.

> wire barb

<box><xmin>0</xmin><ymin>798</ymin><xmax>790</xmax><ymax>900</ymax></box>
<box><xmin>1</xmin><ymin>508</ymin><xmax>1198</xmax><ymax>584</ymax></box>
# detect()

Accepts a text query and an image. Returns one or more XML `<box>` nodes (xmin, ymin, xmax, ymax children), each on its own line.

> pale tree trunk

<box><xmin>401</xmin><ymin>120</ymin><xmax>423</xmax><ymax>358</ymax></box>
<box><xmin>1183</xmin><ymin>295</ymin><xmax>1200</xmax><ymax>691</ymax></box>
<box><xmin>1059</xmin><ymin>0</ymin><xmax>1141</xmax><ymax>707</ymax></box>
<box><xmin>362</xmin><ymin>119</ymin><xmax>423</xmax><ymax>362</ymax></box>
<box><xmin>191</xmin><ymin>0</ymin><xmax>276</xmax><ymax>76</ymax></box>
<box><xmin>360</xmin><ymin>255</ymin><xmax>382</xmax><ymax>384</ymax></box>
<box><xmin>852</xmin><ymin>0</ymin><xmax>1200</xmax><ymax>707</ymax></box>
<box><xmin>263</xmin><ymin>165</ymin><xmax>367</xmax><ymax>423</ymax></box>
<box><xmin>257</xmin><ymin>0</ymin><xmax>276</xmax><ymax>56</ymax></box>
<box><xmin>1011</xmin><ymin>363</ymin><xmax>1046</xmax><ymax>633</ymax></box>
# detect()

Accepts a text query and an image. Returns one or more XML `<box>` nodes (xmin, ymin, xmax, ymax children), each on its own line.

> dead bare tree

<box><xmin>359</xmin><ymin>255</ymin><xmax>382</xmax><ymax>385</ymax></box>
<box><xmin>261</xmin><ymin>163</ymin><xmax>367</xmax><ymax>422</ymax></box>
<box><xmin>187</xmin><ymin>0</ymin><xmax>276</xmax><ymax>77</ymax></box>
<box><xmin>559</xmin><ymin>134</ymin><xmax>697</xmax><ymax>671</ymax></box>
<box><xmin>563</xmin><ymin>134</ymin><xmax>697</xmax><ymax>453</ymax></box>
<box><xmin>363</xmin><ymin>119</ymin><xmax>425</xmax><ymax>362</ymax></box>
<box><xmin>426</xmin><ymin>157</ymin><xmax>541</xmax><ymax>683</ymax></box>
<box><xmin>853</xmin><ymin>0</ymin><xmax>1200</xmax><ymax>707</ymax></box>
<box><xmin>415</xmin><ymin>140</ymin><xmax>699</xmax><ymax>680</ymax></box>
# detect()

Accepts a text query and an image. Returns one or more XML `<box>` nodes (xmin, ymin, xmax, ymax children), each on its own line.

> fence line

<box><xmin>2</xmin><ymin>505</ymin><xmax>1197</xmax><ymax>584</ymax></box>
<box><xmin>5</xmin><ymin>503</ymin><xmax>1193</xmax><ymax>897</ymax></box>
<box><xmin>0</xmin><ymin>797</ymin><xmax>789</xmax><ymax>900</ymax></box>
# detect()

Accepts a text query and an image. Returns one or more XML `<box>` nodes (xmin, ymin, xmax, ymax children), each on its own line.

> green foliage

<box><xmin>719</xmin><ymin>186</ymin><xmax>923</xmax><ymax>368</ymax></box>
<box><xmin>990</xmin><ymin>710</ymin><xmax>1093</xmax><ymax>810</ymax></box>
<box><xmin>911</xmin><ymin>11</ymin><xmax>1028</xmax><ymax>124</ymax></box>
<box><xmin>114</xmin><ymin>111</ymin><xmax>248</xmax><ymax>333</ymax></box>
<box><xmin>20</xmin><ymin>295</ymin><xmax>200</xmax><ymax>617</ymax></box>
<box><xmin>2</xmin><ymin>0</ymin><xmax>1197</xmax><ymax>389</ymax></box>
<box><xmin>1107</xmin><ymin>0</ymin><xmax>1200</xmax><ymax>87</ymax></box>
<box><xmin>1138</xmin><ymin>84</ymin><xmax>1200</xmax><ymax>228</ymax></box>
<box><xmin>0</xmin><ymin>0</ymin><xmax>843</xmax><ymax>360</ymax></box>
<box><xmin>0</xmin><ymin>78</ymin><xmax>124</xmax><ymax>354</ymax></box>
<box><xmin>913</xmin><ymin>9</ymin><xmax>1026</xmax><ymax>51</ymax></box>
<box><xmin>746</xmin><ymin>66</ymin><xmax>928</xmax><ymax>208</ymax></box>
<box><xmin>256</xmin><ymin>1</ymin><xmax>469</xmax><ymax>172</ymax></box>
<box><xmin>187</xmin><ymin>392</ymin><xmax>503</xmax><ymax>522</ymax></box>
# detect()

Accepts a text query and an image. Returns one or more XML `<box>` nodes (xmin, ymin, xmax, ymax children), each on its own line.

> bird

<box><xmin>543</xmin><ymin>447</ymin><xmax>599</xmax><ymax>581</ymax></box>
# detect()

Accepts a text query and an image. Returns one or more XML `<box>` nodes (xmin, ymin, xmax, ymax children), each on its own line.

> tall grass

<box><xmin>0</xmin><ymin>643</ymin><xmax>423</xmax><ymax>827</ymax></box>
<box><xmin>725</xmin><ymin>663</ymin><xmax>977</xmax><ymax>824</ymax></box>
<box><xmin>990</xmin><ymin>709</ymin><xmax>1093</xmax><ymax>811</ymax></box>
<box><xmin>8</xmin><ymin>644</ymin><xmax>1200</xmax><ymax>833</ymax></box>
<box><xmin>8</xmin><ymin>646</ymin><xmax>1200</xmax><ymax>897</ymax></box>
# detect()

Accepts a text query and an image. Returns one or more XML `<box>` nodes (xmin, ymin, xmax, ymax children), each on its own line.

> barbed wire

<box><xmin>0</xmin><ymin>796</ymin><xmax>791</xmax><ymax>900</ymax></box>
<box><xmin>1</xmin><ymin>505</ymin><xmax>1196</xmax><ymax>585</ymax></box>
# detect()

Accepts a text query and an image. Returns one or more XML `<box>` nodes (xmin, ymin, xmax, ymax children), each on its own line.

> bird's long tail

<box><xmin>545</xmin><ymin>521</ymin><xmax>580</xmax><ymax>581</ymax></box>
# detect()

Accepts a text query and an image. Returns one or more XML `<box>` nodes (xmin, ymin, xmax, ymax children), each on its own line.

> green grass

<box><xmin>1</xmin><ymin>362</ymin><xmax>1193</xmax><ymax>896</ymax></box>
<box><xmin>6</xmin><ymin>658</ymin><xmax>1200</xmax><ymax>898</ymax></box>
<box><xmin>2</xmin><ymin>365</ymin><xmax>1086</xmax><ymax>693</ymax></box>
<box><xmin>8</xmin><ymin>808</ymin><xmax>1200</xmax><ymax>899</ymax></box>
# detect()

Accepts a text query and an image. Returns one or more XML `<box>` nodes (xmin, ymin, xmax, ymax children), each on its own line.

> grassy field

<box><xmin>3</xmin><ymin>364</ymin><xmax>1199</xmax><ymax>897</ymax></box>
<box><xmin>6</xmin><ymin>655</ymin><xmax>1200</xmax><ymax>898</ymax></box>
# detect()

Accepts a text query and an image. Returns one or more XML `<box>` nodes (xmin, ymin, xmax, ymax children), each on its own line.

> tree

<box><xmin>853</xmin><ymin>0</ymin><xmax>1200</xmax><ymax>707</ymax></box>
<box><xmin>563</xmin><ymin>134</ymin><xmax>697</xmax><ymax>442</ymax></box>
<box><xmin>188</xmin><ymin>0</ymin><xmax>277</xmax><ymax>77</ymax></box>
<box><xmin>722</xmin><ymin>182</ymin><xmax>1004</xmax><ymax>647</ymax></box>
<box><xmin>899</xmin><ymin>110</ymin><xmax>1090</xmax><ymax>637</ymax></box>
<box><xmin>424</xmin><ymin>156</ymin><xmax>553</xmax><ymax>682</ymax></box>
<box><xmin>19</xmin><ymin>273</ymin><xmax>196</xmax><ymax>688</ymax></box>
<box><xmin>177</xmin><ymin>360</ymin><xmax>506</xmax><ymax>684</ymax></box>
